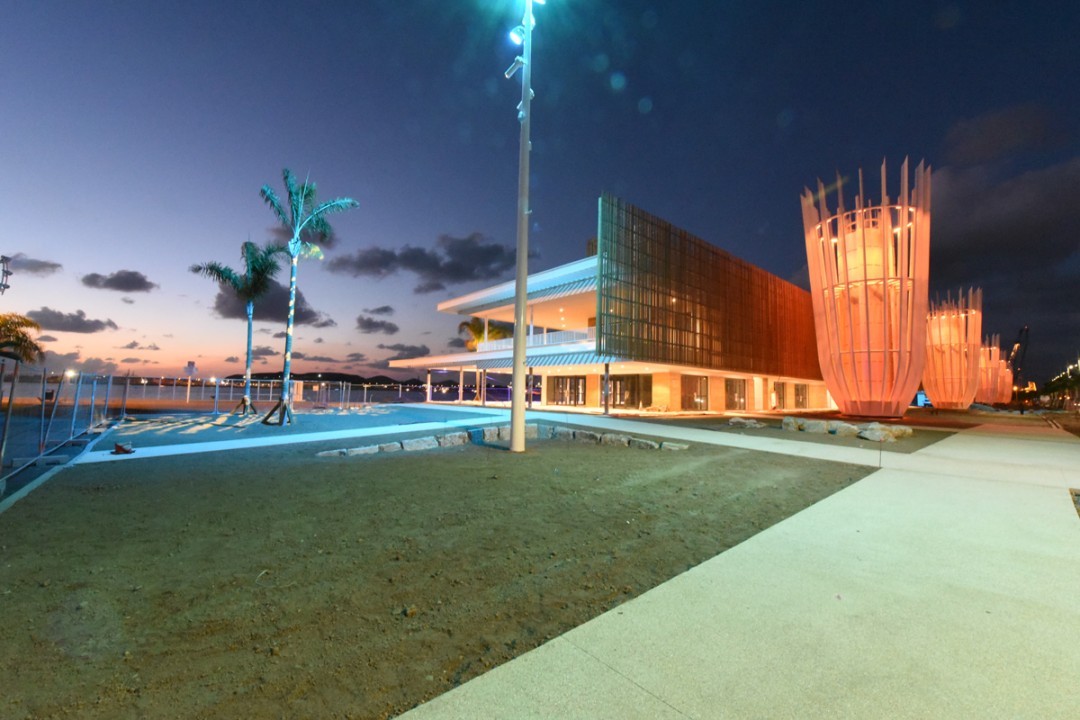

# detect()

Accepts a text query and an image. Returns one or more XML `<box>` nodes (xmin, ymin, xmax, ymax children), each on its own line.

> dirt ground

<box><xmin>0</xmin><ymin>430</ymin><xmax>870</xmax><ymax>719</ymax></box>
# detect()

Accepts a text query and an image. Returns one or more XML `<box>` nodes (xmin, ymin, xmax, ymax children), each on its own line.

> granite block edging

<box><xmin>315</xmin><ymin>422</ymin><xmax>687</xmax><ymax>459</ymax></box>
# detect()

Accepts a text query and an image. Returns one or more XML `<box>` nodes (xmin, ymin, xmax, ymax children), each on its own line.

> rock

<box><xmin>574</xmin><ymin>430</ymin><xmax>600</xmax><ymax>444</ymax></box>
<box><xmin>379</xmin><ymin>442</ymin><xmax>403</xmax><ymax>452</ymax></box>
<box><xmin>525</xmin><ymin>423</ymin><xmax>539</xmax><ymax>439</ymax></box>
<box><xmin>857</xmin><ymin>427</ymin><xmax>896</xmax><ymax>443</ymax></box>
<box><xmin>661</xmin><ymin>442</ymin><xmax>689</xmax><ymax>451</ymax></box>
<box><xmin>728</xmin><ymin>417</ymin><xmax>765</xmax><ymax>429</ymax></box>
<box><xmin>889</xmin><ymin>424</ymin><xmax>914</xmax><ymax>438</ymax></box>
<box><xmin>536</xmin><ymin>424</ymin><xmax>554</xmax><ymax>439</ymax></box>
<box><xmin>552</xmin><ymin>426</ymin><xmax>574</xmax><ymax>441</ymax></box>
<box><xmin>402</xmin><ymin>436</ymin><xmax>438</xmax><ymax>452</ymax></box>
<box><xmin>482</xmin><ymin>426</ymin><xmax>500</xmax><ymax>442</ymax></box>
<box><xmin>497</xmin><ymin>425</ymin><xmax>512</xmax><ymax>441</ymax></box>
<box><xmin>629</xmin><ymin>437</ymin><xmax>660</xmax><ymax>450</ymax></box>
<box><xmin>600</xmin><ymin>433</ymin><xmax>630</xmax><ymax>446</ymax></box>
<box><xmin>802</xmin><ymin>419</ymin><xmax>828</xmax><ymax>434</ymax></box>
<box><xmin>828</xmin><ymin>421</ymin><xmax>860</xmax><ymax>437</ymax></box>
<box><xmin>316</xmin><ymin>449</ymin><xmax>345</xmax><ymax>457</ymax></box>
<box><xmin>346</xmin><ymin>445</ymin><xmax>379</xmax><ymax>456</ymax></box>
<box><xmin>437</xmin><ymin>431</ymin><xmax>468</xmax><ymax>447</ymax></box>
<box><xmin>781</xmin><ymin>416</ymin><xmax>801</xmax><ymax>432</ymax></box>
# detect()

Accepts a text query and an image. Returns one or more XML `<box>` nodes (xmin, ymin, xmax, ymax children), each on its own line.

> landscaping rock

<box><xmin>857</xmin><ymin>427</ymin><xmax>896</xmax><ymax>443</ymax></box>
<box><xmin>379</xmin><ymin>442</ymin><xmax>403</xmax><ymax>452</ymax></box>
<box><xmin>316</xmin><ymin>449</ymin><xmax>345</xmax><ymax>457</ymax></box>
<box><xmin>402</xmin><ymin>436</ymin><xmax>438</xmax><ymax>452</ymax></box>
<box><xmin>536</xmin><ymin>424</ymin><xmax>553</xmax><ymax>439</ymax></box>
<box><xmin>525</xmin><ymin>423</ymin><xmax>539</xmax><ymax>439</ymax></box>
<box><xmin>889</xmin><ymin>424</ymin><xmax>914</xmax><ymax>438</ymax></box>
<box><xmin>437</xmin><ymin>432</ymin><xmax>468</xmax><ymax>447</ymax></box>
<box><xmin>781</xmin><ymin>416</ymin><xmax>801</xmax><ymax>432</ymax></box>
<box><xmin>629</xmin><ymin>437</ymin><xmax>660</xmax><ymax>450</ymax></box>
<box><xmin>600</xmin><ymin>433</ymin><xmax>631</xmax><ymax>446</ymax></box>
<box><xmin>574</xmin><ymin>430</ymin><xmax>600</xmax><ymax>444</ymax></box>
<box><xmin>482</xmin><ymin>426</ymin><xmax>500</xmax><ymax>442</ymax></box>
<box><xmin>661</xmin><ymin>442</ymin><xmax>689</xmax><ymax>451</ymax></box>
<box><xmin>802</xmin><ymin>419</ymin><xmax>828</xmax><ymax>434</ymax></box>
<box><xmin>827</xmin><ymin>421</ymin><xmax>861</xmax><ymax>437</ymax></box>
<box><xmin>497</xmin><ymin>425</ymin><xmax>512</xmax><ymax>441</ymax></box>
<box><xmin>728</xmin><ymin>417</ymin><xmax>765</xmax><ymax>429</ymax></box>
<box><xmin>346</xmin><ymin>445</ymin><xmax>379</xmax><ymax>456</ymax></box>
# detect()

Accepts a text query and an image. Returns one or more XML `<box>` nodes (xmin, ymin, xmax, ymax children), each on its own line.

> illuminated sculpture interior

<box><xmin>923</xmin><ymin>288</ymin><xmax>982</xmax><ymax>409</ymax></box>
<box><xmin>800</xmin><ymin>158</ymin><xmax>931</xmax><ymax>417</ymax></box>
<box><xmin>976</xmin><ymin>335</ymin><xmax>1013</xmax><ymax>405</ymax></box>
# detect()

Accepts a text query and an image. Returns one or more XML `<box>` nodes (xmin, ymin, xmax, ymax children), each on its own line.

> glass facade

<box><xmin>794</xmin><ymin>383</ymin><xmax>809</xmax><ymax>409</ymax></box>
<box><xmin>725</xmin><ymin>378</ymin><xmax>747</xmax><ymax>410</ymax></box>
<box><xmin>773</xmin><ymin>381</ymin><xmax>787</xmax><ymax>410</ymax></box>
<box><xmin>611</xmin><ymin>374</ymin><xmax>652</xmax><ymax>408</ymax></box>
<box><xmin>681</xmin><ymin>375</ymin><xmax>709</xmax><ymax>411</ymax></box>
<box><xmin>548</xmin><ymin>376</ymin><xmax>586</xmax><ymax>406</ymax></box>
<box><xmin>596</xmin><ymin>194</ymin><xmax>821</xmax><ymax>379</ymax></box>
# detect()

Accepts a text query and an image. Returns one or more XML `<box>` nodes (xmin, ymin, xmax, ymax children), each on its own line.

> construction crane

<box><xmin>1008</xmin><ymin>325</ymin><xmax>1029</xmax><ymax>398</ymax></box>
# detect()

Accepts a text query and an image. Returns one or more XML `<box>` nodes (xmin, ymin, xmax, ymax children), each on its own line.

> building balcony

<box><xmin>477</xmin><ymin>326</ymin><xmax>595</xmax><ymax>352</ymax></box>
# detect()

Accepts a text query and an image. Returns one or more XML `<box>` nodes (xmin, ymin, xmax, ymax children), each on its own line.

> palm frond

<box><xmin>0</xmin><ymin>313</ymin><xmax>45</xmax><ymax>363</ymax></box>
<box><xmin>260</xmin><ymin>184</ymin><xmax>289</xmax><ymax>228</ymax></box>
<box><xmin>190</xmin><ymin>261</ymin><xmax>244</xmax><ymax>293</ymax></box>
<box><xmin>311</xmin><ymin>197</ymin><xmax>359</xmax><ymax>217</ymax></box>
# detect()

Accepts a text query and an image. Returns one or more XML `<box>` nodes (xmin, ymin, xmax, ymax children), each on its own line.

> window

<box><xmin>725</xmin><ymin>378</ymin><xmax>746</xmax><ymax>411</ymax></box>
<box><xmin>549</xmin><ymin>376</ymin><xmax>586</xmax><ymax>406</ymax></box>
<box><xmin>773</xmin><ymin>381</ymin><xmax>786</xmax><ymax>410</ymax></box>
<box><xmin>794</xmin><ymin>383</ymin><xmax>809</xmax><ymax>409</ymax></box>
<box><xmin>681</xmin><ymin>375</ymin><xmax>709</xmax><ymax>411</ymax></box>
<box><xmin>611</xmin><ymin>374</ymin><xmax>652</xmax><ymax>408</ymax></box>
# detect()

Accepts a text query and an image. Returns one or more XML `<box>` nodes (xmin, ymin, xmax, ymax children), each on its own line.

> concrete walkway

<box><xmin>401</xmin><ymin>415</ymin><xmax>1080</xmax><ymax>719</ymax></box>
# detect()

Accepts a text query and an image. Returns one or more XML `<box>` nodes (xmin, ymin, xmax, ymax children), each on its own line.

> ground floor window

<box><xmin>548</xmin><ymin>376</ymin><xmax>586</xmax><ymax>406</ymax></box>
<box><xmin>612</xmin><ymin>374</ymin><xmax>652</xmax><ymax>408</ymax></box>
<box><xmin>681</xmin><ymin>375</ymin><xmax>708</xmax><ymax>411</ymax></box>
<box><xmin>773</xmin><ymin>381</ymin><xmax>787</xmax><ymax>410</ymax></box>
<box><xmin>794</xmin><ymin>383</ymin><xmax>809</xmax><ymax>409</ymax></box>
<box><xmin>725</xmin><ymin>378</ymin><xmax>747</xmax><ymax>411</ymax></box>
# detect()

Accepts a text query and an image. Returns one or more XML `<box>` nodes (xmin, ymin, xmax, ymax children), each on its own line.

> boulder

<box><xmin>437</xmin><ymin>432</ymin><xmax>468</xmax><ymax>447</ymax></box>
<box><xmin>402</xmin><ymin>436</ymin><xmax>439</xmax><ymax>452</ymax></box>
<box><xmin>600</xmin><ymin>433</ymin><xmax>631</xmax><ymax>446</ymax></box>
<box><xmin>781</xmin><ymin>416</ymin><xmax>801</xmax><ymax>432</ymax></box>
<box><xmin>629</xmin><ymin>437</ymin><xmax>660</xmax><ymax>450</ymax></box>
<box><xmin>574</xmin><ymin>430</ymin><xmax>600</xmax><ymax>444</ymax></box>
<box><xmin>482</xmin><ymin>426</ymin><xmax>500</xmax><ymax>442</ymax></box>
<box><xmin>379</xmin><ymin>442</ymin><xmax>403</xmax><ymax>452</ymax></box>
<box><xmin>889</xmin><ymin>425</ymin><xmax>914</xmax><ymax>438</ymax></box>
<box><xmin>316</xmin><ymin>448</ymin><xmax>345</xmax><ymax>457</ymax></box>
<box><xmin>346</xmin><ymin>445</ymin><xmax>379</xmax><ymax>456</ymax></box>
<box><xmin>525</xmin><ymin>423</ymin><xmax>539</xmax><ymax>439</ymax></box>
<box><xmin>828</xmin><ymin>421</ymin><xmax>860</xmax><ymax>438</ymax></box>
<box><xmin>497</xmin><ymin>425</ymin><xmax>512</xmax><ymax>441</ymax></box>
<box><xmin>802</xmin><ymin>419</ymin><xmax>828</xmax><ymax>434</ymax></box>
<box><xmin>857</xmin><ymin>427</ymin><xmax>896</xmax><ymax>443</ymax></box>
<box><xmin>728</xmin><ymin>417</ymin><xmax>765</xmax><ymax>429</ymax></box>
<box><xmin>661</xmin><ymin>441</ymin><xmax>689</xmax><ymax>451</ymax></box>
<box><xmin>535</xmin><ymin>424</ymin><xmax>553</xmax><ymax>439</ymax></box>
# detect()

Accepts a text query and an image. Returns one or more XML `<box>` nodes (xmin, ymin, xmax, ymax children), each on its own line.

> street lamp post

<box><xmin>506</xmin><ymin>0</ymin><xmax>542</xmax><ymax>453</ymax></box>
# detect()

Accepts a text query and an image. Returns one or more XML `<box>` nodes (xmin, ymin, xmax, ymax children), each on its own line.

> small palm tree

<box><xmin>0</xmin><ymin>313</ymin><xmax>45</xmax><ymax>364</ymax></box>
<box><xmin>260</xmin><ymin>168</ymin><xmax>358</xmax><ymax>425</ymax></box>
<box><xmin>191</xmin><ymin>241</ymin><xmax>285</xmax><ymax>415</ymax></box>
<box><xmin>457</xmin><ymin>316</ymin><xmax>512</xmax><ymax>351</ymax></box>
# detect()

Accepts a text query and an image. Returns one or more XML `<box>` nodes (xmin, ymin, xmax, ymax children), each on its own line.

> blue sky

<box><xmin>3</xmin><ymin>0</ymin><xmax>1077</xmax><ymax>383</ymax></box>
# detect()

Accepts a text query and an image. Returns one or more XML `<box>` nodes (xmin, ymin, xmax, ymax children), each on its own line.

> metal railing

<box><xmin>477</xmin><ymin>326</ymin><xmax>594</xmax><ymax>352</ymax></box>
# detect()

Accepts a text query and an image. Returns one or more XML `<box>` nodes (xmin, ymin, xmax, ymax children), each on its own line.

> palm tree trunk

<box><xmin>237</xmin><ymin>300</ymin><xmax>256</xmax><ymax>415</ymax></box>
<box><xmin>262</xmin><ymin>253</ymin><xmax>299</xmax><ymax>425</ymax></box>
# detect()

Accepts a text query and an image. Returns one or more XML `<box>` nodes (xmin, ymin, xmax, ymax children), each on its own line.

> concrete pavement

<box><xmin>400</xmin><ymin>414</ymin><xmax>1080</xmax><ymax>719</ymax></box>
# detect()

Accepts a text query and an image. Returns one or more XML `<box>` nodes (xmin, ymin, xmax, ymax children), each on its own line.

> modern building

<box><xmin>391</xmin><ymin>195</ymin><xmax>830</xmax><ymax>413</ymax></box>
<box><xmin>922</xmin><ymin>288</ymin><xmax>982</xmax><ymax>410</ymax></box>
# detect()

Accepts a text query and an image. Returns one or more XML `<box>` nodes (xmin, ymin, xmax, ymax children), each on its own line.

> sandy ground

<box><xmin>0</xmin><ymin>415</ymin><xmax>872</xmax><ymax>720</ymax></box>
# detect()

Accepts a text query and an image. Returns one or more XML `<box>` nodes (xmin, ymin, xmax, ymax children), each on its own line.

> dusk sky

<box><xmin>3</xmin><ymin>1</ymin><xmax>1077</xmax><ymax>384</ymax></box>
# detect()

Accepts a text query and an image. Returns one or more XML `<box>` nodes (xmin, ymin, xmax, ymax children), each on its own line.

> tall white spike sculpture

<box><xmin>923</xmin><ymin>288</ymin><xmax>982</xmax><ymax>409</ymax></box>
<box><xmin>997</xmin><ymin>361</ymin><xmax>1014</xmax><ymax>404</ymax></box>
<box><xmin>800</xmin><ymin>158</ymin><xmax>932</xmax><ymax>417</ymax></box>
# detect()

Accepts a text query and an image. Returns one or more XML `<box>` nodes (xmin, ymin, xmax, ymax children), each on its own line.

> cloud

<box><xmin>122</xmin><ymin>297</ymin><xmax>135</xmax><ymax>304</ymax></box>
<box><xmin>121</xmin><ymin>357</ymin><xmax>141</xmax><ymax>364</ymax></box>
<box><xmin>273</xmin><ymin>331</ymin><xmax>287</xmax><ymax>338</ymax></box>
<box><xmin>298</xmin><ymin>354</ymin><xmax>340</xmax><ymax>363</ymax></box>
<box><xmin>225</xmin><ymin>356</ymin><xmax>240</xmax><ymax>363</ymax></box>
<box><xmin>27</xmin><ymin>307</ymin><xmax>118</xmax><ymax>333</ymax></box>
<box><xmin>943</xmin><ymin>104</ymin><xmax>1065</xmax><ymax>167</ymax></box>
<box><xmin>9</xmin><ymin>253</ymin><xmax>62</xmax><ymax>276</ymax></box>
<box><xmin>314</xmin><ymin>337</ymin><xmax>324</xmax><ymax>344</ymax></box>
<box><xmin>346</xmin><ymin>352</ymin><xmax>368</xmax><ymax>362</ymax></box>
<box><xmin>931</xmin><ymin>154</ymin><xmax>1080</xmax><ymax>382</ymax></box>
<box><xmin>447</xmin><ymin>337</ymin><xmax>467</xmax><ymax>349</ymax></box>
<box><xmin>40</xmin><ymin>349</ymin><xmax>118</xmax><ymax>375</ymax></box>
<box><xmin>377</xmin><ymin>343</ymin><xmax>429</xmax><ymax>361</ymax></box>
<box><xmin>363</xmin><ymin>305</ymin><xmax>395</xmax><ymax>316</ymax></box>
<box><xmin>81</xmin><ymin>269</ymin><xmax>158</xmax><ymax>292</ymax></box>
<box><xmin>37</xmin><ymin>335</ymin><xmax>58</xmax><ymax>343</ymax></box>
<box><xmin>326</xmin><ymin>232</ymin><xmax>519</xmax><ymax>293</ymax></box>
<box><xmin>119</xmin><ymin>340</ymin><xmax>161</xmax><ymax>351</ymax></box>
<box><xmin>356</xmin><ymin>315</ymin><xmax>400</xmax><ymax>334</ymax></box>
<box><xmin>209</xmin><ymin>278</ymin><xmax>335</xmax><ymax>327</ymax></box>
<box><xmin>251</xmin><ymin>345</ymin><xmax>280</xmax><ymax>358</ymax></box>
<box><xmin>268</xmin><ymin>222</ymin><xmax>341</xmax><ymax>251</ymax></box>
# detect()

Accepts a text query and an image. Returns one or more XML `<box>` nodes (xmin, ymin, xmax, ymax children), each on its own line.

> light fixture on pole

<box><xmin>505</xmin><ymin>0</ymin><xmax>542</xmax><ymax>453</ymax></box>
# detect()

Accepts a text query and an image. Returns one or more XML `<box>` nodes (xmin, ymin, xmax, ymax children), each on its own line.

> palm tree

<box><xmin>457</xmin><ymin>316</ymin><xmax>512</xmax><ymax>351</ymax></box>
<box><xmin>0</xmin><ymin>313</ymin><xmax>45</xmax><ymax>364</ymax></box>
<box><xmin>260</xmin><ymin>168</ymin><xmax>358</xmax><ymax>425</ymax></box>
<box><xmin>191</xmin><ymin>241</ymin><xmax>285</xmax><ymax>415</ymax></box>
